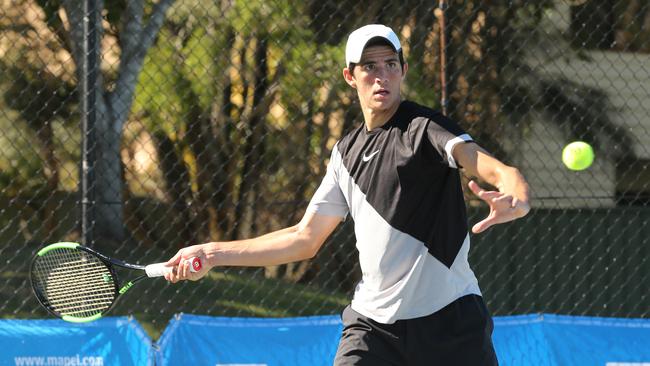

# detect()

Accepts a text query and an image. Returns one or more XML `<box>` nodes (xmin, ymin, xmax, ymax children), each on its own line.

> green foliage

<box><xmin>402</xmin><ymin>62</ymin><xmax>440</xmax><ymax>108</ymax></box>
<box><xmin>166</xmin><ymin>0</ymin><xmax>224</xmax><ymax>24</ymax></box>
<box><xmin>0</xmin><ymin>121</ymin><xmax>43</xmax><ymax>196</ymax></box>
<box><xmin>2</xmin><ymin>63</ymin><xmax>76</xmax><ymax>126</ymax></box>
<box><xmin>229</xmin><ymin>0</ymin><xmax>305</xmax><ymax>37</ymax></box>
<box><xmin>131</xmin><ymin>0</ymin><xmax>350</xmax><ymax>240</ymax></box>
<box><xmin>281</xmin><ymin>41</ymin><xmax>345</xmax><ymax>106</ymax></box>
<box><xmin>182</xmin><ymin>26</ymin><xmax>227</xmax><ymax>110</ymax></box>
<box><xmin>0</xmin><ymin>55</ymin><xmax>77</xmax><ymax>195</ymax></box>
<box><xmin>134</xmin><ymin>27</ymin><xmax>186</xmax><ymax>136</ymax></box>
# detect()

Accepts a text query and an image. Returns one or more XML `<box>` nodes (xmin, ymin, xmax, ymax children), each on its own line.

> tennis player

<box><xmin>166</xmin><ymin>24</ymin><xmax>530</xmax><ymax>365</ymax></box>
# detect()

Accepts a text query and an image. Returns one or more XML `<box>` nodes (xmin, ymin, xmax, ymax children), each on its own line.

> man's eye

<box><xmin>363</xmin><ymin>64</ymin><xmax>375</xmax><ymax>71</ymax></box>
<box><xmin>387</xmin><ymin>62</ymin><xmax>398</xmax><ymax>70</ymax></box>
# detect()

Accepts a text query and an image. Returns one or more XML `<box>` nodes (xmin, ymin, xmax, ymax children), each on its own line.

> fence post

<box><xmin>81</xmin><ymin>0</ymin><xmax>98</xmax><ymax>247</ymax></box>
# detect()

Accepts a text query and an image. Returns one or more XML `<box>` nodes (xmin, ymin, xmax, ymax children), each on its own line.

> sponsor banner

<box><xmin>155</xmin><ymin>314</ymin><xmax>343</xmax><ymax>366</ymax></box>
<box><xmin>494</xmin><ymin>314</ymin><xmax>650</xmax><ymax>366</ymax></box>
<box><xmin>157</xmin><ymin>313</ymin><xmax>650</xmax><ymax>366</ymax></box>
<box><xmin>6</xmin><ymin>313</ymin><xmax>649</xmax><ymax>365</ymax></box>
<box><xmin>0</xmin><ymin>317</ymin><xmax>153</xmax><ymax>366</ymax></box>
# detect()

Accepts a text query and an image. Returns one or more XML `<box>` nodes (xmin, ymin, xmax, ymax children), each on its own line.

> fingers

<box><xmin>468</xmin><ymin>180</ymin><xmax>500</xmax><ymax>202</ymax></box>
<box><xmin>468</xmin><ymin>179</ymin><xmax>481</xmax><ymax>194</ymax></box>
<box><xmin>469</xmin><ymin>180</ymin><xmax>531</xmax><ymax>234</ymax></box>
<box><xmin>166</xmin><ymin>250</ymin><xmax>183</xmax><ymax>266</ymax></box>
<box><xmin>163</xmin><ymin>267</ymin><xmax>178</xmax><ymax>283</ymax></box>
<box><xmin>470</xmin><ymin>179</ymin><xmax>515</xmax><ymax>209</ymax></box>
<box><xmin>164</xmin><ymin>255</ymin><xmax>206</xmax><ymax>283</ymax></box>
<box><xmin>472</xmin><ymin>220</ymin><xmax>489</xmax><ymax>234</ymax></box>
<box><xmin>468</xmin><ymin>180</ymin><xmax>482</xmax><ymax>196</ymax></box>
<box><xmin>164</xmin><ymin>250</ymin><xmax>182</xmax><ymax>283</ymax></box>
<box><xmin>163</xmin><ymin>259</ymin><xmax>190</xmax><ymax>283</ymax></box>
<box><xmin>472</xmin><ymin>212</ymin><xmax>497</xmax><ymax>234</ymax></box>
<box><xmin>174</xmin><ymin>259</ymin><xmax>187</xmax><ymax>281</ymax></box>
<box><xmin>472</xmin><ymin>196</ymin><xmax>526</xmax><ymax>234</ymax></box>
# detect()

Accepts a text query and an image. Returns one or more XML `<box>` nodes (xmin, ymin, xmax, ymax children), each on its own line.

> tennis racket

<box><xmin>30</xmin><ymin>241</ymin><xmax>202</xmax><ymax>323</ymax></box>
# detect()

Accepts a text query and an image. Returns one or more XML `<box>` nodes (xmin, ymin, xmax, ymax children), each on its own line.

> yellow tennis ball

<box><xmin>562</xmin><ymin>141</ymin><xmax>594</xmax><ymax>171</ymax></box>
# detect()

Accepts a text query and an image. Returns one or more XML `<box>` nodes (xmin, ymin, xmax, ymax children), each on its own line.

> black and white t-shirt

<box><xmin>307</xmin><ymin>100</ymin><xmax>480</xmax><ymax>324</ymax></box>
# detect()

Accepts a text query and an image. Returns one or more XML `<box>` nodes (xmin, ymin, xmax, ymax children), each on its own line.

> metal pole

<box><xmin>81</xmin><ymin>0</ymin><xmax>98</xmax><ymax>247</ymax></box>
<box><xmin>438</xmin><ymin>0</ymin><xmax>449</xmax><ymax>116</ymax></box>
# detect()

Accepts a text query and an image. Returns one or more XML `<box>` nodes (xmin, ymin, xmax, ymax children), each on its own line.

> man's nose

<box><xmin>375</xmin><ymin>67</ymin><xmax>389</xmax><ymax>83</ymax></box>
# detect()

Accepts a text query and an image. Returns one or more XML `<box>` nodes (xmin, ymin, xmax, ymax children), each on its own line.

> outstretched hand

<box><xmin>164</xmin><ymin>244</ymin><xmax>210</xmax><ymax>283</ymax></box>
<box><xmin>468</xmin><ymin>180</ymin><xmax>530</xmax><ymax>234</ymax></box>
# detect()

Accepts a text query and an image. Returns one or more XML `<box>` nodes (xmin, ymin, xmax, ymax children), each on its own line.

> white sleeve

<box><xmin>306</xmin><ymin>144</ymin><xmax>349</xmax><ymax>218</ymax></box>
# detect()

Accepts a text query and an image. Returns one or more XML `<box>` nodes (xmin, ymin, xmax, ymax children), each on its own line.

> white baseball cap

<box><xmin>345</xmin><ymin>24</ymin><xmax>402</xmax><ymax>67</ymax></box>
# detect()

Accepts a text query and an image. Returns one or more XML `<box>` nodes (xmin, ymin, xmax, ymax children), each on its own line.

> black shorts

<box><xmin>334</xmin><ymin>294</ymin><xmax>498</xmax><ymax>366</ymax></box>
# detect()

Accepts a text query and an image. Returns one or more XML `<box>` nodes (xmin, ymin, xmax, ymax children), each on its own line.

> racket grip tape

<box><xmin>145</xmin><ymin>257</ymin><xmax>202</xmax><ymax>277</ymax></box>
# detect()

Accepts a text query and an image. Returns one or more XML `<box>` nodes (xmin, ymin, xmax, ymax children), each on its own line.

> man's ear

<box><xmin>343</xmin><ymin>67</ymin><xmax>356</xmax><ymax>88</ymax></box>
<box><xmin>402</xmin><ymin>62</ymin><xmax>409</xmax><ymax>77</ymax></box>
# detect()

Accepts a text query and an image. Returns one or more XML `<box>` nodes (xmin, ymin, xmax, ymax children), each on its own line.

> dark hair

<box><xmin>348</xmin><ymin>37</ymin><xmax>406</xmax><ymax>74</ymax></box>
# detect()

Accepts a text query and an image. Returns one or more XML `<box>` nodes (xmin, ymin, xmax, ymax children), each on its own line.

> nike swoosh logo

<box><xmin>362</xmin><ymin>150</ymin><xmax>380</xmax><ymax>162</ymax></box>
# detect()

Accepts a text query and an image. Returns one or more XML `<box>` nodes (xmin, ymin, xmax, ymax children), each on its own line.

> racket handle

<box><xmin>145</xmin><ymin>257</ymin><xmax>202</xmax><ymax>277</ymax></box>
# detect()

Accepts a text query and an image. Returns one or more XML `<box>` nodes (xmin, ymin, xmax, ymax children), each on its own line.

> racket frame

<box><xmin>30</xmin><ymin>242</ymin><xmax>150</xmax><ymax>323</ymax></box>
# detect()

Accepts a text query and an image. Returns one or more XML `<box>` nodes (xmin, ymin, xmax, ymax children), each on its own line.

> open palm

<box><xmin>468</xmin><ymin>180</ymin><xmax>530</xmax><ymax>234</ymax></box>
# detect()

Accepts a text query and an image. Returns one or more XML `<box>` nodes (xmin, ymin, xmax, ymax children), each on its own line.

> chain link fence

<box><xmin>1</xmin><ymin>0</ymin><xmax>649</xmax><ymax>336</ymax></box>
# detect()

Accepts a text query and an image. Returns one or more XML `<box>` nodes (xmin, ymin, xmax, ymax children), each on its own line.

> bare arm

<box><xmin>453</xmin><ymin>142</ymin><xmax>531</xmax><ymax>233</ymax></box>
<box><xmin>164</xmin><ymin>211</ymin><xmax>343</xmax><ymax>282</ymax></box>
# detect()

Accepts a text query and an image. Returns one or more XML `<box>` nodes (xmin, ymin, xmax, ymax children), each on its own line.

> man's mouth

<box><xmin>374</xmin><ymin>89</ymin><xmax>389</xmax><ymax>96</ymax></box>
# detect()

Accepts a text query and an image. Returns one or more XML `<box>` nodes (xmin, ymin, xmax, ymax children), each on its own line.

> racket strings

<box><xmin>32</xmin><ymin>248</ymin><xmax>117</xmax><ymax>318</ymax></box>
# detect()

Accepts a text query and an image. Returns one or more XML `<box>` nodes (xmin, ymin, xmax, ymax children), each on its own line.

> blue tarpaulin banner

<box><xmin>155</xmin><ymin>313</ymin><xmax>650</xmax><ymax>366</ymax></box>
<box><xmin>4</xmin><ymin>313</ymin><xmax>649</xmax><ymax>365</ymax></box>
<box><xmin>493</xmin><ymin>314</ymin><xmax>650</xmax><ymax>366</ymax></box>
<box><xmin>0</xmin><ymin>317</ymin><xmax>153</xmax><ymax>366</ymax></box>
<box><xmin>155</xmin><ymin>313</ymin><xmax>343</xmax><ymax>366</ymax></box>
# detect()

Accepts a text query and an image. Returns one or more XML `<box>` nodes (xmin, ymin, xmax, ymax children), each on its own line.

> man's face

<box><xmin>344</xmin><ymin>45</ymin><xmax>407</xmax><ymax>113</ymax></box>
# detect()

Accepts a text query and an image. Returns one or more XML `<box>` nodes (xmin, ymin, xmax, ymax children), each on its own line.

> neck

<box><xmin>362</xmin><ymin>100</ymin><xmax>401</xmax><ymax>131</ymax></box>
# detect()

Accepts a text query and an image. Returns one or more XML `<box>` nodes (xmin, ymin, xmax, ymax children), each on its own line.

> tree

<box><xmin>0</xmin><ymin>1</ymin><xmax>79</xmax><ymax>241</ymax></box>
<box><xmin>2</xmin><ymin>64</ymin><xmax>76</xmax><ymax>238</ymax></box>
<box><xmin>0</xmin><ymin>0</ymin><xmax>175</xmax><ymax>244</ymax></box>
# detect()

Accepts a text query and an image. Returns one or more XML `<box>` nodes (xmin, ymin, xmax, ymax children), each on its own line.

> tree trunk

<box><xmin>183</xmin><ymin>82</ymin><xmax>219</xmax><ymax>241</ymax></box>
<box><xmin>212</xmin><ymin>27</ymin><xmax>237</xmax><ymax>240</ymax></box>
<box><xmin>62</xmin><ymin>0</ymin><xmax>175</xmax><ymax>245</ymax></box>
<box><xmin>233</xmin><ymin>36</ymin><xmax>269</xmax><ymax>238</ymax></box>
<box><xmin>36</xmin><ymin>121</ymin><xmax>59</xmax><ymax>241</ymax></box>
<box><xmin>155</xmin><ymin>131</ymin><xmax>198</xmax><ymax>246</ymax></box>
